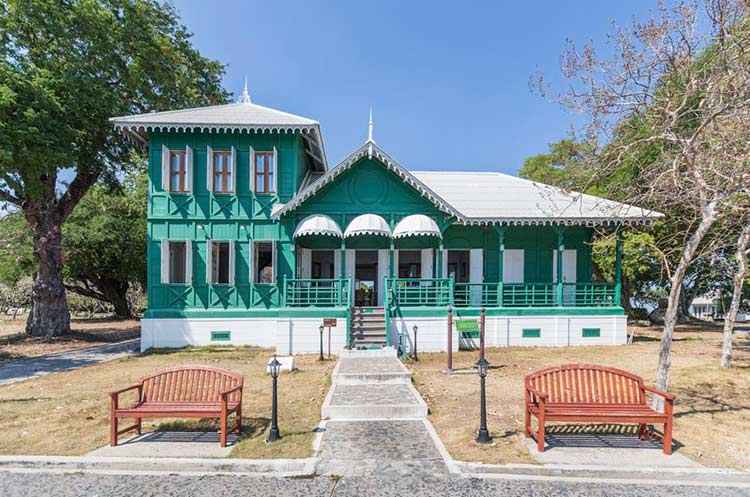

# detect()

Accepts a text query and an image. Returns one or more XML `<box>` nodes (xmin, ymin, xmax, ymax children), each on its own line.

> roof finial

<box><xmin>239</xmin><ymin>75</ymin><xmax>252</xmax><ymax>104</ymax></box>
<box><xmin>367</xmin><ymin>106</ymin><xmax>375</xmax><ymax>144</ymax></box>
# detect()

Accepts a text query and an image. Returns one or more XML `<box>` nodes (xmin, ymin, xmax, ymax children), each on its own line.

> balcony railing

<box><xmin>283</xmin><ymin>278</ymin><xmax>352</xmax><ymax>307</ymax></box>
<box><xmin>392</xmin><ymin>279</ymin><xmax>617</xmax><ymax>308</ymax></box>
<box><xmin>385</xmin><ymin>278</ymin><xmax>453</xmax><ymax>307</ymax></box>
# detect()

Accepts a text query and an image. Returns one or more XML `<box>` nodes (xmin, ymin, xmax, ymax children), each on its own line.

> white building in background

<box><xmin>689</xmin><ymin>295</ymin><xmax>747</xmax><ymax>322</ymax></box>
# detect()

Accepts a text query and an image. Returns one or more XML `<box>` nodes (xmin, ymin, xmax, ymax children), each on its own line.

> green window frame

<box><xmin>582</xmin><ymin>328</ymin><xmax>601</xmax><ymax>338</ymax></box>
<box><xmin>522</xmin><ymin>328</ymin><xmax>541</xmax><ymax>338</ymax></box>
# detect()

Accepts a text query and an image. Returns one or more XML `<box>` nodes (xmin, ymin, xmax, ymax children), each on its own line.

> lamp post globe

<box><xmin>476</xmin><ymin>357</ymin><xmax>492</xmax><ymax>444</ymax></box>
<box><xmin>267</xmin><ymin>355</ymin><xmax>282</xmax><ymax>442</ymax></box>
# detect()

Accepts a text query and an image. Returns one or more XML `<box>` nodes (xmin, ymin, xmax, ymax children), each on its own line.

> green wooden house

<box><xmin>111</xmin><ymin>86</ymin><xmax>661</xmax><ymax>354</ymax></box>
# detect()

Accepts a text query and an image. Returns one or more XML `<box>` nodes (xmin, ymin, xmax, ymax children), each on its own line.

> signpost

<box><xmin>323</xmin><ymin>318</ymin><xmax>337</xmax><ymax>359</ymax></box>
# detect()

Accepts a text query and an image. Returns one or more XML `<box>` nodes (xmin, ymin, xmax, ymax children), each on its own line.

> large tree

<box><xmin>0</xmin><ymin>0</ymin><xmax>228</xmax><ymax>336</ymax></box>
<box><xmin>542</xmin><ymin>0</ymin><xmax>750</xmax><ymax>401</ymax></box>
<box><xmin>63</xmin><ymin>165</ymin><xmax>147</xmax><ymax>318</ymax></box>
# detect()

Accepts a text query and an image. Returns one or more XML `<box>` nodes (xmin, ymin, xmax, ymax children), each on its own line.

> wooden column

<box><xmin>340</xmin><ymin>214</ymin><xmax>347</xmax><ymax>279</ymax></box>
<box><xmin>556</xmin><ymin>228</ymin><xmax>565</xmax><ymax>306</ymax></box>
<box><xmin>497</xmin><ymin>226</ymin><xmax>505</xmax><ymax>307</ymax></box>
<box><xmin>614</xmin><ymin>227</ymin><xmax>623</xmax><ymax>307</ymax></box>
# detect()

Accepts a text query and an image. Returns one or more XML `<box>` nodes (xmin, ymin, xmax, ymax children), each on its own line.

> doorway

<box><xmin>354</xmin><ymin>250</ymin><xmax>378</xmax><ymax>307</ymax></box>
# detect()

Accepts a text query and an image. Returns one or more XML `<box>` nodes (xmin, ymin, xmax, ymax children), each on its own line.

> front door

<box><xmin>354</xmin><ymin>250</ymin><xmax>378</xmax><ymax>307</ymax></box>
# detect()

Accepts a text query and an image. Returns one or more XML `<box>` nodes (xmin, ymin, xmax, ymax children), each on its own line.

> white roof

<box><xmin>293</xmin><ymin>214</ymin><xmax>342</xmax><ymax>238</ymax></box>
<box><xmin>344</xmin><ymin>214</ymin><xmax>392</xmax><ymax>238</ymax></box>
<box><xmin>411</xmin><ymin>171</ymin><xmax>662</xmax><ymax>226</ymax></box>
<box><xmin>393</xmin><ymin>214</ymin><xmax>441</xmax><ymax>238</ymax></box>
<box><xmin>110</xmin><ymin>89</ymin><xmax>327</xmax><ymax>170</ymax></box>
<box><xmin>110</xmin><ymin>100</ymin><xmax>318</xmax><ymax>131</ymax></box>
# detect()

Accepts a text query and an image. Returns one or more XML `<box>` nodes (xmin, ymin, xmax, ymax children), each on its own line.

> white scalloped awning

<box><xmin>393</xmin><ymin>215</ymin><xmax>441</xmax><ymax>239</ymax></box>
<box><xmin>293</xmin><ymin>214</ymin><xmax>342</xmax><ymax>238</ymax></box>
<box><xmin>344</xmin><ymin>214</ymin><xmax>392</xmax><ymax>238</ymax></box>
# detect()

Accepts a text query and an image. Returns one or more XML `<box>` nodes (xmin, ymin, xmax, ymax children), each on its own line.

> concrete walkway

<box><xmin>316</xmin><ymin>348</ymin><xmax>448</xmax><ymax>477</ymax></box>
<box><xmin>0</xmin><ymin>339</ymin><xmax>139</xmax><ymax>385</ymax></box>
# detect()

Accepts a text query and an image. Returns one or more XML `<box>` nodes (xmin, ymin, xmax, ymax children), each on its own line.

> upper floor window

<box><xmin>161</xmin><ymin>145</ymin><xmax>193</xmax><ymax>193</ymax></box>
<box><xmin>213</xmin><ymin>151</ymin><xmax>233</xmax><ymax>193</ymax></box>
<box><xmin>254</xmin><ymin>151</ymin><xmax>275</xmax><ymax>194</ymax></box>
<box><xmin>170</xmin><ymin>150</ymin><xmax>188</xmax><ymax>192</ymax></box>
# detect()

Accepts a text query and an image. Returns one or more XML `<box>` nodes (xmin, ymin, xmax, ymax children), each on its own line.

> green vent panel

<box><xmin>211</xmin><ymin>331</ymin><xmax>231</xmax><ymax>342</ymax></box>
<box><xmin>522</xmin><ymin>328</ymin><xmax>541</xmax><ymax>338</ymax></box>
<box><xmin>582</xmin><ymin>328</ymin><xmax>601</xmax><ymax>338</ymax></box>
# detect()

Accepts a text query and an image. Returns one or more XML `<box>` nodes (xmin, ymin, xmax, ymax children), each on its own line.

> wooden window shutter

<box><xmin>272</xmin><ymin>146</ymin><xmax>278</xmax><ymax>193</ymax></box>
<box><xmin>160</xmin><ymin>240</ymin><xmax>169</xmax><ymax>284</ymax></box>
<box><xmin>229</xmin><ymin>242</ymin><xmax>236</xmax><ymax>284</ymax></box>
<box><xmin>206</xmin><ymin>145</ymin><xmax>214</xmax><ymax>192</ymax></box>
<box><xmin>185</xmin><ymin>145</ymin><xmax>194</xmax><ymax>192</ymax></box>
<box><xmin>249</xmin><ymin>145</ymin><xmax>256</xmax><ymax>192</ymax></box>
<box><xmin>186</xmin><ymin>241</ymin><xmax>193</xmax><ymax>284</ymax></box>
<box><xmin>161</xmin><ymin>145</ymin><xmax>170</xmax><ymax>191</ymax></box>
<box><xmin>205</xmin><ymin>240</ymin><xmax>213</xmax><ymax>284</ymax></box>
<box><xmin>230</xmin><ymin>146</ymin><xmax>237</xmax><ymax>193</ymax></box>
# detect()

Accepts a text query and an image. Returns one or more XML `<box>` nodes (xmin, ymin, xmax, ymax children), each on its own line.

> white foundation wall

<box><xmin>390</xmin><ymin>314</ymin><xmax>627</xmax><ymax>352</ymax></box>
<box><xmin>274</xmin><ymin>318</ymin><xmax>347</xmax><ymax>356</ymax></box>
<box><xmin>141</xmin><ymin>317</ymin><xmax>347</xmax><ymax>354</ymax></box>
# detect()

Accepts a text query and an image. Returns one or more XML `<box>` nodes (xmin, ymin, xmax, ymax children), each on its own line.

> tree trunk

<box><xmin>654</xmin><ymin>200</ymin><xmax>718</xmax><ymax>409</ymax></box>
<box><xmin>620</xmin><ymin>276</ymin><xmax>634</xmax><ymax>315</ymax></box>
<box><xmin>98</xmin><ymin>278</ymin><xmax>131</xmax><ymax>319</ymax></box>
<box><xmin>25</xmin><ymin>210</ymin><xmax>71</xmax><ymax>337</ymax></box>
<box><xmin>721</xmin><ymin>224</ymin><xmax>750</xmax><ymax>368</ymax></box>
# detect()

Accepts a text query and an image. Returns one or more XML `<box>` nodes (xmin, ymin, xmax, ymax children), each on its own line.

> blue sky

<box><xmin>174</xmin><ymin>0</ymin><xmax>658</xmax><ymax>174</ymax></box>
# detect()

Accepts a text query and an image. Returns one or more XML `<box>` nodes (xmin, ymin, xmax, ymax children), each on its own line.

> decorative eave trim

<box><xmin>273</xmin><ymin>142</ymin><xmax>466</xmax><ymax>221</ymax></box>
<box><xmin>458</xmin><ymin>215</ymin><xmax>663</xmax><ymax>227</ymax></box>
<box><xmin>393</xmin><ymin>231</ymin><xmax>442</xmax><ymax>239</ymax></box>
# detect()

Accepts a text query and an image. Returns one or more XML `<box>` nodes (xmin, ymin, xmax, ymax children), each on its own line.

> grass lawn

<box><xmin>408</xmin><ymin>323</ymin><xmax>750</xmax><ymax>470</ymax></box>
<box><xmin>0</xmin><ymin>316</ymin><xmax>140</xmax><ymax>363</ymax></box>
<box><xmin>0</xmin><ymin>346</ymin><xmax>333</xmax><ymax>458</ymax></box>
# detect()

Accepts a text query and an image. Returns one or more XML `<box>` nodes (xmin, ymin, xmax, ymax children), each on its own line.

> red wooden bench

<box><xmin>524</xmin><ymin>364</ymin><xmax>675</xmax><ymax>454</ymax></box>
<box><xmin>109</xmin><ymin>365</ymin><xmax>243</xmax><ymax>447</ymax></box>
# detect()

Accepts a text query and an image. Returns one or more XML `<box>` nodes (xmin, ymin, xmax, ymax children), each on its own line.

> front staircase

<box><xmin>349</xmin><ymin>307</ymin><xmax>387</xmax><ymax>349</ymax></box>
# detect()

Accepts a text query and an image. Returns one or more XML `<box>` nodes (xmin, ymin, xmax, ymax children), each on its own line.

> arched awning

<box><xmin>293</xmin><ymin>214</ymin><xmax>343</xmax><ymax>238</ymax></box>
<box><xmin>344</xmin><ymin>214</ymin><xmax>392</xmax><ymax>238</ymax></box>
<box><xmin>393</xmin><ymin>214</ymin><xmax>442</xmax><ymax>239</ymax></box>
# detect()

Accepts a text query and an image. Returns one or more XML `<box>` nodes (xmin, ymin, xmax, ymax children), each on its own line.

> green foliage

<box><xmin>0</xmin><ymin>212</ymin><xmax>34</xmax><ymax>286</ymax></box>
<box><xmin>0</xmin><ymin>0</ymin><xmax>229</xmax><ymax>201</ymax></box>
<box><xmin>593</xmin><ymin>231</ymin><xmax>663</xmax><ymax>300</ymax></box>
<box><xmin>62</xmin><ymin>163</ymin><xmax>148</xmax><ymax>314</ymax></box>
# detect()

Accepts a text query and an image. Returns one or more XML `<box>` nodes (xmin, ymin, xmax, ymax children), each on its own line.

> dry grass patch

<box><xmin>409</xmin><ymin>325</ymin><xmax>750</xmax><ymax>469</ymax></box>
<box><xmin>0</xmin><ymin>317</ymin><xmax>140</xmax><ymax>362</ymax></box>
<box><xmin>0</xmin><ymin>347</ymin><xmax>333</xmax><ymax>458</ymax></box>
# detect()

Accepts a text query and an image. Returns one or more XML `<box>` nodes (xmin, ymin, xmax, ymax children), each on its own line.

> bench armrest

<box><xmin>109</xmin><ymin>384</ymin><xmax>141</xmax><ymax>399</ymax></box>
<box><xmin>525</xmin><ymin>386</ymin><xmax>548</xmax><ymax>401</ymax></box>
<box><xmin>220</xmin><ymin>384</ymin><xmax>243</xmax><ymax>399</ymax></box>
<box><xmin>643</xmin><ymin>385</ymin><xmax>675</xmax><ymax>401</ymax></box>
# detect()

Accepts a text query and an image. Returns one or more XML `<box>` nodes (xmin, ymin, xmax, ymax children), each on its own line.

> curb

<box><xmin>0</xmin><ymin>455</ymin><xmax>314</xmax><ymax>477</ymax></box>
<box><xmin>453</xmin><ymin>460</ymin><xmax>750</xmax><ymax>487</ymax></box>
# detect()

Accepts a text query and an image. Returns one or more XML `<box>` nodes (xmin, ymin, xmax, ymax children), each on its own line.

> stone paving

<box><xmin>337</xmin><ymin>357</ymin><xmax>406</xmax><ymax>374</ymax></box>
<box><xmin>1</xmin><ymin>472</ymin><xmax>747</xmax><ymax>497</ymax></box>
<box><xmin>330</xmin><ymin>384</ymin><xmax>420</xmax><ymax>406</ymax></box>
<box><xmin>317</xmin><ymin>350</ymin><xmax>447</xmax><ymax>477</ymax></box>
<box><xmin>0</xmin><ymin>339</ymin><xmax>139</xmax><ymax>385</ymax></box>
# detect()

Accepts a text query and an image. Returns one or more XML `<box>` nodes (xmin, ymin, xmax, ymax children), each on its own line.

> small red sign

<box><xmin>323</xmin><ymin>318</ymin><xmax>337</xmax><ymax>327</ymax></box>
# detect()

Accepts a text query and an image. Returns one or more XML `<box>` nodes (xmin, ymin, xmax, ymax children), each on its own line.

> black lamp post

<box><xmin>476</xmin><ymin>357</ymin><xmax>492</xmax><ymax>444</ymax></box>
<box><xmin>318</xmin><ymin>325</ymin><xmax>325</xmax><ymax>361</ymax></box>
<box><xmin>412</xmin><ymin>324</ymin><xmax>419</xmax><ymax>361</ymax></box>
<box><xmin>267</xmin><ymin>355</ymin><xmax>282</xmax><ymax>442</ymax></box>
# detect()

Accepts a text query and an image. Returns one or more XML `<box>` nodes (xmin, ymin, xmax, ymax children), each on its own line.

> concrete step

<box><xmin>351</xmin><ymin>329</ymin><xmax>386</xmax><ymax>337</ymax></box>
<box><xmin>334</xmin><ymin>358</ymin><xmax>412</xmax><ymax>385</ymax></box>
<box><xmin>339</xmin><ymin>347</ymin><xmax>397</xmax><ymax>358</ymax></box>
<box><xmin>322</xmin><ymin>383</ymin><xmax>428</xmax><ymax>420</ymax></box>
<box><xmin>351</xmin><ymin>307</ymin><xmax>385</xmax><ymax>316</ymax></box>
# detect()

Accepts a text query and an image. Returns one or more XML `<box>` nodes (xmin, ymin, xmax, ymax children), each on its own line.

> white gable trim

<box><xmin>272</xmin><ymin>141</ymin><xmax>465</xmax><ymax>221</ymax></box>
